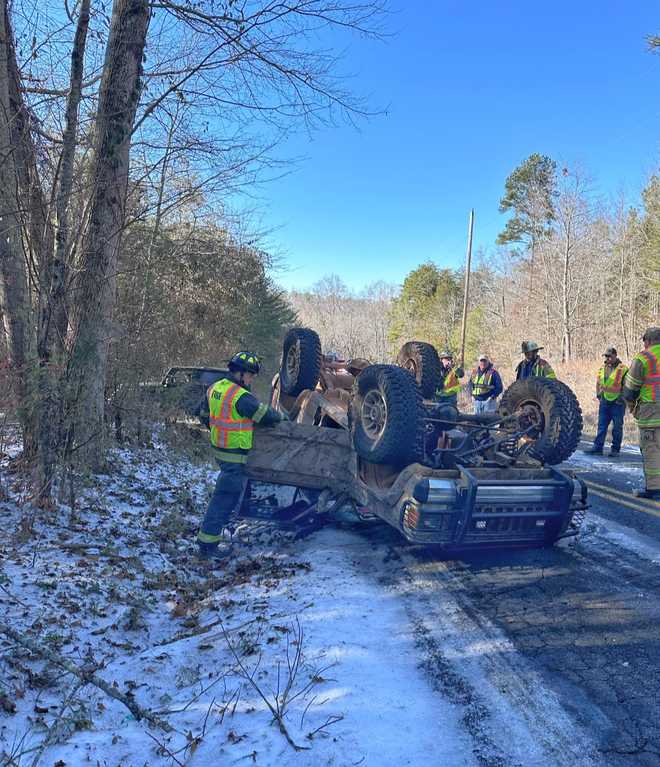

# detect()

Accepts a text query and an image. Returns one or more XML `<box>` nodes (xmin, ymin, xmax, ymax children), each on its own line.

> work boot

<box><xmin>583</xmin><ymin>447</ymin><xmax>603</xmax><ymax>455</ymax></box>
<box><xmin>633</xmin><ymin>489</ymin><xmax>660</xmax><ymax>500</ymax></box>
<box><xmin>609</xmin><ymin>449</ymin><xmax>620</xmax><ymax>457</ymax></box>
<box><xmin>197</xmin><ymin>542</ymin><xmax>232</xmax><ymax>564</ymax></box>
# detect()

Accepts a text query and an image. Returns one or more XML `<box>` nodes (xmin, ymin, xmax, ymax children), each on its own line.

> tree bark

<box><xmin>0</xmin><ymin>0</ymin><xmax>37</xmax><ymax>459</ymax></box>
<box><xmin>67</xmin><ymin>0</ymin><xmax>151</xmax><ymax>468</ymax></box>
<box><xmin>562</xmin><ymin>239</ymin><xmax>571</xmax><ymax>362</ymax></box>
<box><xmin>50</xmin><ymin>0</ymin><xmax>91</xmax><ymax>352</ymax></box>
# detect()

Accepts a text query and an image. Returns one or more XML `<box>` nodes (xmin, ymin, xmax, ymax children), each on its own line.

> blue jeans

<box><xmin>198</xmin><ymin>461</ymin><xmax>248</xmax><ymax>545</ymax></box>
<box><xmin>594</xmin><ymin>399</ymin><xmax>625</xmax><ymax>452</ymax></box>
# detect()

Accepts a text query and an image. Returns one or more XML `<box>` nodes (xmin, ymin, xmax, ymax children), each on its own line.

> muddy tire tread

<box><xmin>396</xmin><ymin>341</ymin><xmax>443</xmax><ymax>400</ymax></box>
<box><xmin>280</xmin><ymin>327</ymin><xmax>322</xmax><ymax>396</ymax></box>
<box><xmin>350</xmin><ymin>364</ymin><xmax>423</xmax><ymax>465</ymax></box>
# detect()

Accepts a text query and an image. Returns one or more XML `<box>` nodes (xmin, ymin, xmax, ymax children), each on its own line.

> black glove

<box><xmin>455</xmin><ymin>366</ymin><xmax>464</xmax><ymax>378</ymax></box>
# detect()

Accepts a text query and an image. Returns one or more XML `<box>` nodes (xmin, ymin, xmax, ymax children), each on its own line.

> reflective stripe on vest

<box><xmin>638</xmin><ymin>347</ymin><xmax>660</xmax><ymax>402</ymax></box>
<box><xmin>533</xmin><ymin>361</ymin><xmax>554</xmax><ymax>378</ymax></box>
<box><xmin>470</xmin><ymin>368</ymin><xmax>495</xmax><ymax>397</ymax></box>
<box><xmin>437</xmin><ymin>369</ymin><xmax>460</xmax><ymax>397</ymax></box>
<box><xmin>598</xmin><ymin>363</ymin><xmax>626</xmax><ymax>402</ymax></box>
<box><xmin>208</xmin><ymin>379</ymin><xmax>253</xmax><ymax>451</ymax></box>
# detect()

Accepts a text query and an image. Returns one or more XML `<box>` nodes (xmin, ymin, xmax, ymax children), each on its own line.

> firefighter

<box><xmin>622</xmin><ymin>327</ymin><xmax>660</xmax><ymax>499</ymax></box>
<box><xmin>584</xmin><ymin>347</ymin><xmax>628</xmax><ymax>457</ymax></box>
<box><xmin>435</xmin><ymin>350</ymin><xmax>463</xmax><ymax>407</ymax></box>
<box><xmin>515</xmin><ymin>341</ymin><xmax>557</xmax><ymax>380</ymax></box>
<box><xmin>197</xmin><ymin>351</ymin><xmax>285</xmax><ymax>561</ymax></box>
<box><xmin>468</xmin><ymin>354</ymin><xmax>503</xmax><ymax>414</ymax></box>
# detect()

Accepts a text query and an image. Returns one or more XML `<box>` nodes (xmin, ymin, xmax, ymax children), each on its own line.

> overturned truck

<box><xmin>243</xmin><ymin>328</ymin><xmax>587</xmax><ymax>549</ymax></box>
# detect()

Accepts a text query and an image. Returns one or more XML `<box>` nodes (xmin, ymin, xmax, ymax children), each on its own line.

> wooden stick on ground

<box><xmin>0</xmin><ymin>620</ymin><xmax>173</xmax><ymax>733</ymax></box>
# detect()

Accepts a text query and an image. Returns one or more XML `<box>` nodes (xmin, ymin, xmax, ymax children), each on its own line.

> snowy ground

<box><xmin>0</xmin><ymin>444</ymin><xmax>482</xmax><ymax>766</ymax></box>
<box><xmin>2</xmin><ymin>440</ymin><xmax>658</xmax><ymax>766</ymax></box>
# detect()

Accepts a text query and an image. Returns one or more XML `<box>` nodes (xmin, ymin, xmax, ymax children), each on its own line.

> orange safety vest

<box><xmin>208</xmin><ymin>378</ymin><xmax>253</xmax><ymax>458</ymax></box>
<box><xmin>637</xmin><ymin>347</ymin><xmax>660</xmax><ymax>403</ymax></box>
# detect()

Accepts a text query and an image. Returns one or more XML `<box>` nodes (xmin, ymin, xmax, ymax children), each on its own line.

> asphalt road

<box><xmin>385</xmin><ymin>447</ymin><xmax>660</xmax><ymax>766</ymax></box>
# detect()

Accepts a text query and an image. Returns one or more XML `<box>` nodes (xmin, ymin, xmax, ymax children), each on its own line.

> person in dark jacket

<box><xmin>515</xmin><ymin>341</ymin><xmax>556</xmax><ymax>380</ymax></box>
<box><xmin>468</xmin><ymin>354</ymin><xmax>503</xmax><ymax>414</ymax></box>
<box><xmin>197</xmin><ymin>351</ymin><xmax>285</xmax><ymax>563</ymax></box>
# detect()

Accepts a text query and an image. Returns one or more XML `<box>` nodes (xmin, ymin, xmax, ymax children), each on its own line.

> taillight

<box><xmin>403</xmin><ymin>503</ymin><xmax>420</xmax><ymax>529</ymax></box>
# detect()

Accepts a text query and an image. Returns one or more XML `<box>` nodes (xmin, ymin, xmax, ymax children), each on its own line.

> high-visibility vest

<box><xmin>470</xmin><ymin>368</ymin><xmax>497</xmax><ymax>398</ymax></box>
<box><xmin>517</xmin><ymin>357</ymin><xmax>557</xmax><ymax>380</ymax></box>
<box><xmin>597</xmin><ymin>363</ymin><xmax>627</xmax><ymax>402</ymax></box>
<box><xmin>208</xmin><ymin>378</ymin><xmax>253</xmax><ymax>457</ymax></box>
<box><xmin>436</xmin><ymin>368</ymin><xmax>460</xmax><ymax>398</ymax></box>
<box><xmin>634</xmin><ymin>345</ymin><xmax>660</xmax><ymax>403</ymax></box>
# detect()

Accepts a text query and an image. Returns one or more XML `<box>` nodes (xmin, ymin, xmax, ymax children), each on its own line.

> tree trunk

<box><xmin>561</xmin><ymin>240</ymin><xmax>571</xmax><ymax>362</ymax></box>
<box><xmin>618</xmin><ymin>245</ymin><xmax>629</xmax><ymax>359</ymax></box>
<box><xmin>0</xmin><ymin>0</ymin><xmax>37</xmax><ymax>460</ymax></box>
<box><xmin>66</xmin><ymin>0</ymin><xmax>151</xmax><ymax>468</ymax></box>
<box><xmin>50</xmin><ymin>0</ymin><xmax>91</xmax><ymax>351</ymax></box>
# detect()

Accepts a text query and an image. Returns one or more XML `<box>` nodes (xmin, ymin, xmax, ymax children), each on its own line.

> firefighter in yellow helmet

<box><xmin>197</xmin><ymin>351</ymin><xmax>285</xmax><ymax>562</ymax></box>
<box><xmin>622</xmin><ymin>327</ymin><xmax>660</xmax><ymax>499</ymax></box>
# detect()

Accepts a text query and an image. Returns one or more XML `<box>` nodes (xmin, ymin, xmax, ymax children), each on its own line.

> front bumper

<box><xmin>396</xmin><ymin>467</ymin><xmax>587</xmax><ymax>547</ymax></box>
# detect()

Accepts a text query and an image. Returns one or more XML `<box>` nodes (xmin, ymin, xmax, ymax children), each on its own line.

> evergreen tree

<box><xmin>388</xmin><ymin>262</ymin><xmax>462</xmax><ymax>350</ymax></box>
<box><xmin>497</xmin><ymin>153</ymin><xmax>557</xmax><ymax>247</ymax></box>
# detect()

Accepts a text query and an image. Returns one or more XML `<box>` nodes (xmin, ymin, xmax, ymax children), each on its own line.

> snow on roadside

<box><xmin>566</xmin><ymin>451</ymin><xmax>644</xmax><ymax>481</ymax></box>
<box><xmin>578</xmin><ymin>513</ymin><xmax>660</xmax><ymax>566</ymax></box>
<box><xmin>0</xmin><ymin>444</ymin><xmax>478</xmax><ymax>767</ymax></box>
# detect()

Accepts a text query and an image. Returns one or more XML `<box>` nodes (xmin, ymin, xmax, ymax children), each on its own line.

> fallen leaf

<box><xmin>0</xmin><ymin>693</ymin><xmax>16</xmax><ymax>714</ymax></box>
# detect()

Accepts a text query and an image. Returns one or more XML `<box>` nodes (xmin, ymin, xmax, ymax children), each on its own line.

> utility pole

<box><xmin>459</xmin><ymin>209</ymin><xmax>474</xmax><ymax>368</ymax></box>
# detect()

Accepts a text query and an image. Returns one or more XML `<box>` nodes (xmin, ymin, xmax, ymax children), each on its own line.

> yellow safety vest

<box><xmin>470</xmin><ymin>368</ymin><xmax>496</xmax><ymax>397</ymax></box>
<box><xmin>436</xmin><ymin>369</ymin><xmax>460</xmax><ymax>398</ymax></box>
<box><xmin>517</xmin><ymin>357</ymin><xmax>557</xmax><ymax>380</ymax></box>
<box><xmin>597</xmin><ymin>363</ymin><xmax>627</xmax><ymax>402</ymax></box>
<box><xmin>208</xmin><ymin>378</ymin><xmax>253</xmax><ymax>461</ymax></box>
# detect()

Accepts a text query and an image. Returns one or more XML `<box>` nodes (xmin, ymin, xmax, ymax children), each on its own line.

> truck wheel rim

<box><xmin>285</xmin><ymin>343</ymin><xmax>300</xmax><ymax>380</ymax></box>
<box><xmin>362</xmin><ymin>390</ymin><xmax>388</xmax><ymax>439</ymax></box>
<box><xmin>517</xmin><ymin>401</ymin><xmax>545</xmax><ymax>437</ymax></box>
<box><xmin>404</xmin><ymin>359</ymin><xmax>417</xmax><ymax>376</ymax></box>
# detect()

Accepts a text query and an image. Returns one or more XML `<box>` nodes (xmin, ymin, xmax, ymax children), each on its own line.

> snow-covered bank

<box><xmin>0</xmin><ymin>446</ymin><xmax>477</xmax><ymax>766</ymax></box>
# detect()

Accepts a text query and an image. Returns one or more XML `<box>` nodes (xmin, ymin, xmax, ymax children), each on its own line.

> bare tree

<box><xmin>0</xmin><ymin>0</ymin><xmax>388</xmax><ymax>490</ymax></box>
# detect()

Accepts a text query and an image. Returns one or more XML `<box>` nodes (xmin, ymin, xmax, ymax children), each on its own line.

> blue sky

<box><xmin>251</xmin><ymin>0</ymin><xmax>659</xmax><ymax>292</ymax></box>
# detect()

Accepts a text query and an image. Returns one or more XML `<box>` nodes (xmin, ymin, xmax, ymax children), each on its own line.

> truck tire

<box><xmin>350</xmin><ymin>364</ymin><xmax>422</xmax><ymax>465</ymax></box>
<box><xmin>396</xmin><ymin>341</ymin><xmax>442</xmax><ymax>400</ymax></box>
<box><xmin>280</xmin><ymin>327</ymin><xmax>322</xmax><ymax>396</ymax></box>
<box><xmin>498</xmin><ymin>378</ymin><xmax>583</xmax><ymax>465</ymax></box>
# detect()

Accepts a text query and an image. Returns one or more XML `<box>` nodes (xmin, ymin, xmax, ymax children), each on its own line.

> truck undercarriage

<box><xmin>159</xmin><ymin>328</ymin><xmax>588</xmax><ymax>549</ymax></box>
<box><xmin>242</xmin><ymin>328</ymin><xmax>588</xmax><ymax>549</ymax></box>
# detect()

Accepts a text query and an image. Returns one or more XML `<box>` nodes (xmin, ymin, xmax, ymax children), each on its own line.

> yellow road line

<box><xmin>583</xmin><ymin>478</ymin><xmax>660</xmax><ymax>509</ymax></box>
<box><xmin>584</xmin><ymin>481</ymin><xmax>660</xmax><ymax>519</ymax></box>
